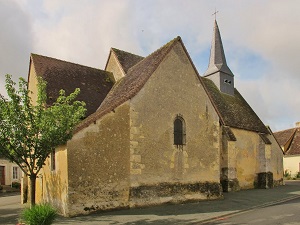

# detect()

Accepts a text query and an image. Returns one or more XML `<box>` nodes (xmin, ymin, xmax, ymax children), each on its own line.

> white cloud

<box><xmin>1</xmin><ymin>0</ymin><xmax>299</xmax><ymax>131</ymax></box>
<box><xmin>0</xmin><ymin>0</ymin><xmax>33</xmax><ymax>97</ymax></box>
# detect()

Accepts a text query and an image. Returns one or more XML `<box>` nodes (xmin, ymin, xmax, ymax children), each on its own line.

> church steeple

<box><xmin>204</xmin><ymin>20</ymin><xmax>235</xmax><ymax>95</ymax></box>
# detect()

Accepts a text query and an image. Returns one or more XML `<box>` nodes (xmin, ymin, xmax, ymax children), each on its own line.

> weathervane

<box><xmin>212</xmin><ymin>8</ymin><xmax>219</xmax><ymax>20</ymax></box>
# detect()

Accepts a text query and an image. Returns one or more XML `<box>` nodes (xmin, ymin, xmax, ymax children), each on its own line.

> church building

<box><xmin>25</xmin><ymin>20</ymin><xmax>283</xmax><ymax>216</ymax></box>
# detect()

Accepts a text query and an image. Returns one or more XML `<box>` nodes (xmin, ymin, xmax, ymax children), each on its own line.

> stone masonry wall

<box><xmin>129</xmin><ymin>41</ymin><xmax>222</xmax><ymax>207</ymax></box>
<box><xmin>105</xmin><ymin>51</ymin><xmax>125</xmax><ymax>82</ymax></box>
<box><xmin>66</xmin><ymin>102</ymin><xmax>130</xmax><ymax>216</ymax></box>
<box><xmin>228</xmin><ymin>128</ymin><xmax>260</xmax><ymax>190</ymax></box>
<box><xmin>267</xmin><ymin>134</ymin><xmax>284</xmax><ymax>186</ymax></box>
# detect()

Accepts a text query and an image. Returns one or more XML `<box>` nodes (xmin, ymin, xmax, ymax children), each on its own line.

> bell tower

<box><xmin>203</xmin><ymin>20</ymin><xmax>234</xmax><ymax>96</ymax></box>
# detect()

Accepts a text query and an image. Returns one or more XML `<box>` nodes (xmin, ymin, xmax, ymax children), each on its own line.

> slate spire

<box><xmin>204</xmin><ymin>20</ymin><xmax>235</xmax><ymax>95</ymax></box>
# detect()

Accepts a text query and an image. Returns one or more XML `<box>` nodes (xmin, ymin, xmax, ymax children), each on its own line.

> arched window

<box><xmin>174</xmin><ymin>116</ymin><xmax>186</xmax><ymax>146</ymax></box>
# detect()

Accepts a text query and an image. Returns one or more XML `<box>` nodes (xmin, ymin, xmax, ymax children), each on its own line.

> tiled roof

<box><xmin>111</xmin><ymin>48</ymin><xmax>144</xmax><ymax>74</ymax></box>
<box><xmin>30</xmin><ymin>54</ymin><xmax>114</xmax><ymax>117</ymax></box>
<box><xmin>202</xmin><ymin>78</ymin><xmax>269</xmax><ymax>134</ymax></box>
<box><xmin>274</xmin><ymin>128</ymin><xmax>300</xmax><ymax>155</ymax></box>
<box><xmin>273</xmin><ymin>128</ymin><xmax>296</xmax><ymax>147</ymax></box>
<box><xmin>287</xmin><ymin>128</ymin><xmax>300</xmax><ymax>155</ymax></box>
<box><xmin>75</xmin><ymin>37</ymin><xmax>181</xmax><ymax>132</ymax></box>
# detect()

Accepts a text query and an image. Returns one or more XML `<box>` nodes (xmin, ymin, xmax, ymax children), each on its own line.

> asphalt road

<box><xmin>206</xmin><ymin>197</ymin><xmax>300</xmax><ymax>225</ymax></box>
<box><xmin>0</xmin><ymin>195</ymin><xmax>23</xmax><ymax>225</ymax></box>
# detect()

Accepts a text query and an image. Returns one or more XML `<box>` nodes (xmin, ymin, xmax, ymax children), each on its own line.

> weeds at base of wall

<box><xmin>284</xmin><ymin>170</ymin><xmax>300</xmax><ymax>180</ymax></box>
<box><xmin>19</xmin><ymin>203</ymin><xmax>57</xmax><ymax>225</ymax></box>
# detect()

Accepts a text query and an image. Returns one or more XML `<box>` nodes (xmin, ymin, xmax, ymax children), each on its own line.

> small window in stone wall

<box><xmin>174</xmin><ymin>115</ymin><xmax>186</xmax><ymax>146</ymax></box>
<box><xmin>51</xmin><ymin>150</ymin><xmax>56</xmax><ymax>171</ymax></box>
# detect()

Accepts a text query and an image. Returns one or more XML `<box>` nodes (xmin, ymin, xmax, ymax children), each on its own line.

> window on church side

<box><xmin>51</xmin><ymin>150</ymin><xmax>56</xmax><ymax>171</ymax></box>
<box><xmin>174</xmin><ymin>116</ymin><xmax>186</xmax><ymax>146</ymax></box>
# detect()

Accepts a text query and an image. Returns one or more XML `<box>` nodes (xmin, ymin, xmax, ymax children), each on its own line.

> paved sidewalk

<box><xmin>0</xmin><ymin>194</ymin><xmax>23</xmax><ymax>225</ymax></box>
<box><xmin>1</xmin><ymin>181</ymin><xmax>300</xmax><ymax>225</ymax></box>
<box><xmin>53</xmin><ymin>180</ymin><xmax>300</xmax><ymax>225</ymax></box>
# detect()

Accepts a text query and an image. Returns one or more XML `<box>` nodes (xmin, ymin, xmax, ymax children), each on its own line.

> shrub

<box><xmin>12</xmin><ymin>181</ymin><xmax>21</xmax><ymax>189</ymax></box>
<box><xmin>284</xmin><ymin>169</ymin><xmax>291</xmax><ymax>180</ymax></box>
<box><xmin>21</xmin><ymin>203</ymin><xmax>57</xmax><ymax>225</ymax></box>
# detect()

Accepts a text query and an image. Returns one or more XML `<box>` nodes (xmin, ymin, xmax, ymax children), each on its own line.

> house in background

<box><xmin>274</xmin><ymin>122</ymin><xmax>300</xmax><ymax>177</ymax></box>
<box><xmin>0</xmin><ymin>158</ymin><xmax>21</xmax><ymax>186</ymax></box>
<box><xmin>24</xmin><ymin>20</ymin><xmax>284</xmax><ymax>216</ymax></box>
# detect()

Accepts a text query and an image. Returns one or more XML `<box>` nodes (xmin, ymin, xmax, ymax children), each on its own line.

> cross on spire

<box><xmin>212</xmin><ymin>9</ymin><xmax>219</xmax><ymax>20</ymax></box>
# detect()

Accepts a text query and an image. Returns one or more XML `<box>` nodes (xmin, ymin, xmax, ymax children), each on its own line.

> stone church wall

<box><xmin>128</xmin><ymin>42</ymin><xmax>222</xmax><ymax>207</ymax></box>
<box><xmin>66</xmin><ymin>102</ymin><xmax>131</xmax><ymax>216</ymax></box>
<box><xmin>228</xmin><ymin>128</ymin><xmax>260</xmax><ymax>190</ymax></box>
<box><xmin>105</xmin><ymin>51</ymin><xmax>124</xmax><ymax>82</ymax></box>
<box><xmin>267</xmin><ymin>134</ymin><xmax>284</xmax><ymax>186</ymax></box>
<box><xmin>221</xmin><ymin>128</ymin><xmax>283</xmax><ymax>192</ymax></box>
<box><xmin>35</xmin><ymin>145</ymin><xmax>69</xmax><ymax>215</ymax></box>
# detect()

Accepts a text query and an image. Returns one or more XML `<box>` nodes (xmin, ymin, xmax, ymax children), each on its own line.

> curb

<box><xmin>196</xmin><ymin>194</ymin><xmax>300</xmax><ymax>224</ymax></box>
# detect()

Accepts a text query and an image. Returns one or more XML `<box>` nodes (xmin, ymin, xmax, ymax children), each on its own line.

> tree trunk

<box><xmin>30</xmin><ymin>174</ymin><xmax>37</xmax><ymax>206</ymax></box>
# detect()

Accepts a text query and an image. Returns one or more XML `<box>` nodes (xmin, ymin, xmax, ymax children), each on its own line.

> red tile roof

<box><xmin>274</xmin><ymin>128</ymin><xmax>300</xmax><ymax>155</ymax></box>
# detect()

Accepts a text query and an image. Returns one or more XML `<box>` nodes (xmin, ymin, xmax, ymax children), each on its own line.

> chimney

<box><xmin>296</xmin><ymin>122</ymin><xmax>300</xmax><ymax>127</ymax></box>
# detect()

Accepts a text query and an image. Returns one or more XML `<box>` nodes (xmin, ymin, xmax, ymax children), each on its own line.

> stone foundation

<box><xmin>129</xmin><ymin>182</ymin><xmax>223</xmax><ymax>207</ymax></box>
<box><xmin>273</xmin><ymin>178</ymin><xmax>284</xmax><ymax>187</ymax></box>
<box><xmin>220</xmin><ymin>178</ymin><xmax>240</xmax><ymax>192</ymax></box>
<box><xmin>255</xmin><ymin>172</ymin><xmax>273</xmax><ymax>189</ymax></box>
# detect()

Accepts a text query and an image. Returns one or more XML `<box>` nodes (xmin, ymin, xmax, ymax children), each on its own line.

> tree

<box><xmin>0</xmin><ymin>74</ymin><xmax>86</xmax><ymax>206</ymax></box>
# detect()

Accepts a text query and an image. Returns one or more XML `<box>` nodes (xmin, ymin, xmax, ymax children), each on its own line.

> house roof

<box><xmin>203</xmin><ymin>20</ymin><xmax>234</xmax><ymax>77</ymax></box>
<box><xmin>30</xmin><ymin>54</ymin><xmax>114</xmax><ymax>117</ymax></box>
<box><xmin>202</xmin><ymin>78</ymin><xmax>269</xmax><ymax>134</ymax></box>
<box><xmin>274</xmin><ymin>127</ymin><xmax>300</xmax><ymax>155</ymax></box>
<box><xmin>75</xmin><ymin>37</ymin><xmax>181</xmax><ymax>132</ymax></box>
<box><xmin>111</xmin><ymin>48</ymin><xmax>144</xmax><ymax>74</ymax></box>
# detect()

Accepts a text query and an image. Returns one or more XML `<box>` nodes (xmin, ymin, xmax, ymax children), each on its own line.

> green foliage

<box><xmin>0</xmin><ymin>74</ymin><xmax>86</xmax><ymax>204</ymax></box>
<box><xmin>0</xmin><ymin>74</ymin><xmax>86</xmax><ymax>175</ymax></box>
<box><xmin>284</xmin><ymin>169</ymin><xmax>291</xmax><ymax>179</ymax></box>
<box><xmin>12</xmin><ymin>181</ymin><xmax>21</xmax><ymax>189</ymax></box>
<box><xmin>21</xmin><ymin>203</ymin><xmax>57</xmax><ymax>225</ymax></box>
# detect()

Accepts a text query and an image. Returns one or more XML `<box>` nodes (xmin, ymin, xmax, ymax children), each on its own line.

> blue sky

<box><xmin>1</xmin><ymin>0</ymin><xmax>300</xmax><ymax>131</ymax></box>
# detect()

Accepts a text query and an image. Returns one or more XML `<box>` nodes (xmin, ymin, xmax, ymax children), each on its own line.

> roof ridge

<box><xmin>127</xmin><ymin>36</ymin><xmax>181</xmax><ymax>75</ymax></box>
<box><xmin>74</xmin><ymin>36</ymin><xmax>181</xmax><ymax>133</ymax></box>
<box><xmin>202</xmin><ymin>78</ymin><xmax>269</xmax><ymax>134</ymax></box>
<box><xmin>275</xmin><ymin>127</ymin><xmax>297</xmax><ymax>133</ymax></box>
<box><xmin>111</xmin><ymin>48</ymin><xmax>144</xmax><ymax>59</ymax></box>
<box><xmin>284</xmin><ymin>128</ymin><xmax>297</xmax><ymax>151</ymax></box>
<box><xmin>31</xmin><ymin>53</ymin><xmax>104</xmax><ymax>72</ymax></box>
